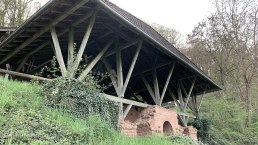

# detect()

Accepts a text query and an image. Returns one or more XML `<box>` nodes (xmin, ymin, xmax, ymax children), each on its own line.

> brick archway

<box><xmin>163</xmin><ymin>121</ymin><xmax>173</xmax><ymax>135</ymax></box>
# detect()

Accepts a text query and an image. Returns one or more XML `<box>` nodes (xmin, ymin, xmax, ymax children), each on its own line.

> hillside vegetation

<box><xmin>0</xmin><ymin>77</ymin><xmax>196</xmax><ymax>145</ymax></box>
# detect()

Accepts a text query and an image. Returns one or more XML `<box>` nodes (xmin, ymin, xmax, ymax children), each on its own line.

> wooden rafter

<box><xmin>121</xmin><ymin>40</ymin><xmax>143</xmax><ymax>96</ymax></box>
<box><xmin>0</xmin><ymin>0</ymin><xmax>90</xmax><ymax>65</ymax></box>
<box><xmin>73</xmin><ymin>9</ymin><xmax>98</xmax><ymax>72</ymax></box>
<box><xmin>78</xmin><ymin>39</ymin><xmax>114</xmax><ymax>81</ymax></box>
<box><xmin>50</xmin><ymin>27</ymin><xmax>67</xmax><ymax>76</ymax></box>
<box><xmin>159</xmin><ymin>62</ymin><xmax>176</xmax><ymax>105</ymax></box>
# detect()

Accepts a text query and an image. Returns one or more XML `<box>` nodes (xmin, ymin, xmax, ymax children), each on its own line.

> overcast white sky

<box><xmin>41</xmin><ymin>0</ymin><xmax>214</xmax><ymax>38</ymax></box>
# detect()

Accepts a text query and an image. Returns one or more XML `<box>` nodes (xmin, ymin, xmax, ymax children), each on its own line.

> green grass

<box><xmin>0</xmin><ymin>77</ymin><xmax>197</xmax><ymax>145</ymax></box>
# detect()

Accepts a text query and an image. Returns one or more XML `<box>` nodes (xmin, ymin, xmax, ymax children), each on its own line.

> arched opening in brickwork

<box><xmin>163</xmin><ymin>121</ymin><xmax>173</xmax><ymax>135</ymax></box>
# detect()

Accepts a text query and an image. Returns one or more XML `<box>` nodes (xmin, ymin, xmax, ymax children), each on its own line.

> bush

<box><xmin>41</xmin><ymin>77</ymin><xmax>119</xmax><ymax>128</ymax></box>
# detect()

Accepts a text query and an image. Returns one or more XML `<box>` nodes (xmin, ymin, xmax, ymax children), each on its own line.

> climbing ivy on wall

<box><xmin>41</xmin><ymin>77</ymin><xmax>119</xmax><ymax>128</ymax></box>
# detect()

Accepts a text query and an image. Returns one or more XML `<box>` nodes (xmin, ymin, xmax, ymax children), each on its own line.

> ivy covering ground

<box><xmin>0</xmin><ymin>77</ymin><xmax>197</xmax><ymax>145</ymax></box>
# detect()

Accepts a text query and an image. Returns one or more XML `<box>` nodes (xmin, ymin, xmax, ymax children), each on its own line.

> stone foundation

<box><xmin>120</xmin><ymin>105</ymin><xmax>197</xmax><ymax>140</ymax></box>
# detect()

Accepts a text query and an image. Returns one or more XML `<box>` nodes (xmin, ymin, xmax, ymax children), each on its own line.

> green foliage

<box><xmin>0</xmin><ymin>77</ymin><xmax>197</xmax><ymax>144</ymax></box>
<box><xmin>41</xmin><ymin>77</ymin><xmax>119</xmax><ymax>128</ymax></box>
<box><xmin>189</xmin><ymin>118</ymin><xmax>210</xmax><ymax>143</ymax></box>
<box><xmin>198</xmin><ymin>94</ymin><xmax>258</xmax><ymax>145</ymax></box>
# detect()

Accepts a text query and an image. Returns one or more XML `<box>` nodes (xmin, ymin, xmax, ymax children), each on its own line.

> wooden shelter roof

<box><xmin>0</xmin><ymin>0</ymin><xmax>221</xmax><ymax>104</ymax></box>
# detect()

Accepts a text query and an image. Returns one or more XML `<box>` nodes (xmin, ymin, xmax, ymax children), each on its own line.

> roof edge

<box><xmin>95</xmin><ymin>0</ymin><xmax>222</xmax><ymax>91</ymax></box>
<box><xmin>0</xmin><ymin>0</ymin><xmax>55</xmax><ymax>49</ymax></box>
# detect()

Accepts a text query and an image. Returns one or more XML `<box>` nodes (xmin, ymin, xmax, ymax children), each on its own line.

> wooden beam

<box><xmin>29</xmin><ymin>59</ymin><xmax>51</xmax><ymax>73</ymax></box>
<box><xmin>67</xmin><ymin>26</ymin><xmax>74</xmax><ymax>76</ymax></box>
<box><xmin>198</xmin><ymin>85</ymin><xmax>207</xmax><ymax>112</ymax></box>
<box><xmin>178</xmin><ymin>112</ymin><xmax>196</xmax><ymax>119</ymax></box>
<box><xmin>177</xmin><ymin>82</ymin><xmax>184</xmax><ymax>108</ymax></box>
<box><xmin>73</xmin><ymin>9</ymin><xmax>98</xmax><ymax>72</ymax></box>
<box><xmin>16</xmin><ymin>43</ymin><xmax>49</xmax><ymax>68</ymax></box>
<box><xmin>50</xmin><ymin>27</ymin><xmax>67</xmax><ymax>76</ymax></box>
<box><xmin>168</xmin><ymin>88</ymin><xmax>183</xmax><ymax>111</ymax></box>
<box><xmin>123</xmin><ymin>104</ymin><xmax>132</xmax><ymax>119</ymax></box>
<box><xmin>104</xmin><ymin>38</ymin><xmax>139</xmax><ymax>57</ymax></box>
<box><xmin>0</xmin><ymin>0</ymin><xmax>90</xmax><ymax>65</ymax></box>
<box><xmin>141</xmin><ymin>75</ymin><xmax>158</xmax><ymax>104</ymax></box>
<box><xmin>131</xmin><ymin>61</ymin><xmax>173</xmax><ymax>78</ymax></box>
<box><xmin>0</xmin><ymin>69</ymin><xmax>51</xmax><ymax>81</ymax></box>
<box><xmin>159</xmin><ymin>62</ymin><xmax>176</xmax><ymax>105</ymax></box>
<box><xmin>121</xmin><ymin>40</ymin><xmax>143</xmax><ymax>96</ymax></box>
<box><xmin>152</xmin><ymin>68</ymin><xmax>160</xmax><ymax>101</ymax></box>
<box><xmin>102</xmin><ymin>93</ymin><xmax>148</xmax><ymax>108</ymax></box>
<box><xmin>116</xmin><ymin>38</ymin><xmax>123</xmax><ymax>97</ymax></box>
<box><xmin>101</xmin><ymin>58</ymin><xmax>119</xmax><ymax>94</ymax></box>
<box><xmin>183</xmin><ymin>76</ymin><xmax>197</xmax><ymax>110</ymax></box>
<box><xmin>16</xmin><ymin>56</ymin><xmax>29</xmax><ymax>72</ymax></box>
<box><xmin>78</xmin><ymin>39</ymin><xmax>114</xmax><ymax>81</ymax></box>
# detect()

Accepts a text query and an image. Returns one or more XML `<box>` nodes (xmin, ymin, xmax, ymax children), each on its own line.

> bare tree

<box><xmin>149</xmin><ymin>23</ymin><xmax>185</xmax><ymax>50</ymax></box>
<box><xmin>0</xmin><ymin>0</ymin><xmax>40</xmax><ymax>27</ymax></box>
<box><xmin>187</xmin><ymin>0</ymin><xmax>258</xmax><ymax>126</ymax></box>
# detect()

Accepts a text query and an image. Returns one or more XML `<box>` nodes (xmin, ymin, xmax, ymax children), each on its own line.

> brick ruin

<box><xmin>119</xmin><ymin>105</ymin><xmax>198</xmax><ymax>140</ymax></box>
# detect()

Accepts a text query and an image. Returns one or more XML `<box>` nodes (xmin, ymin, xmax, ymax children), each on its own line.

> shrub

<box><xmin>41</xmin><ymin>77</ymin><xmax>119</xmax><ymax>128</ymax></box>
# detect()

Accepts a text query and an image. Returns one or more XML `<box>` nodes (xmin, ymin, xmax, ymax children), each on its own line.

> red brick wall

<box><xmin>120</xmin><ymin>105</ymin><xmax>198</xmax><ymax>140</ymax></box>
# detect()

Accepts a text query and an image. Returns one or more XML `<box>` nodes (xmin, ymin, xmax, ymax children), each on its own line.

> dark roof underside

<box><xmin>0</xmin><ymin>0</ymin><xmax>221</xmax><ymax>104</ymax></box>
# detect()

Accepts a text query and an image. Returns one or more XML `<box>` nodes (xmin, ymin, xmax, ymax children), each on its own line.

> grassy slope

<box><xmin>0</xmin><ymin>77</ymin><xmax>196</xmax><ymax>145</ymax></box>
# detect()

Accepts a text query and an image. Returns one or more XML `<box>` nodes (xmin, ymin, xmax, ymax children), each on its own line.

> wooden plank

<box><xmin>0</xmin><ymin>69</ymin><xmax>51</xmax><ymax>81</ymax></box>
<box><xmin>121</xmin><ymin>40</ymin><xmax>143</xmax><ymax>96</ymax></box>
<box><xmin>73</xmin><ymin>9</ymin><xmax>98</xmax><ymax>71</ymax></box>
<box><xmin>102</xmin><ymin>93</ymin><xmax>148</xmax><ymax>108</ymax></box>
<box><xmin>50</xmin><ymin>27</ymin><xmax>67</xmax><ymax>76</ymax></box>
<box><xmin>123</xmin><ymin>104</ymin><xmax>132</xmax><ymax>119</ymax></box>
<box><xmin>160</xmin><ymin>62</ymin><xmax>176</xmax><ymax>105</ymax></box>
<box><xmin>78</xmin><ymin>39</ymin><xmax>114</xmax><ymax>81</ymax></box>
<box><xmin>0</xmin><ymin>0</ymin><xmax>90</xmax><ymax>65</ymax></box>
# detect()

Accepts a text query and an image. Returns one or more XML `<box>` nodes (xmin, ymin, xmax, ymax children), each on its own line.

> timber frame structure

<box><xmin>0</xmin><ymin>0</ymin><xmax>221</xmax><ymax>126</ymax></box>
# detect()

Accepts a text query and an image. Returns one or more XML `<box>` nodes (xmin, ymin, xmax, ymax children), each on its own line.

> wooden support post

<box><xmin>16</xmin><ymin>56</ymin><xmax>29</xmax><ymax>72</ymax></box>
<box><xmin>101</xmin><ymin>58</ymin><xmax>119</xmax><ymax>94</ymax></box>
<box><xmin>159</xmin><ymin>62</ymin><xmax>176</xmax><ymax>105</ymax></box>
<box><xmin>183</xmin><ymin>76</ymin><xmax>197</xmax><ymax>110</ymax></box>
<box><xmin>50</xmin><ymin>27</ymin><xmax>67</xmax><ymax>76</ymax></box>
<box><xmin>116</xmin><ymin>40</ymin><xmax>123</xmax><ymax>97</ymax></box>
<box><xmin>104</xmin><ymin>38</ymin><xmax>139</xmax><ymax>57</ymax></box>
<box><xmin>0</xmin><ymin>0</ymin><xmax>90</xmax><ymax>65</ymax></box>
<box><xmin>14</xmin><ymin>11</ymin><xmax>93</xmax><ymax>67</ymax></box>
<box><xmin>152</xmin><ymin>68</ymin><xmax>160</xmax><ymax>102</ymax></box>
<box><xmin>168</xmin><ymin>88</ymin><xmax>183</xmax><ymax>111</ymax></box>
<box><xmin>177</xmin><ymin>82</ymin><xmax>184</xmax><ymax>108</ymax></box>
<box><xmin>123</xmin><ymin>104</ymin><xmax>132</xmax><ymax>119</ymax></box>
<box><xmin>78</xmin><ymin>39</ymin><xmax>114</xmax><ymax>81</ymax></box>
<box><xmin>67</xmin><ymin>26</ymin><xmax>74</xmax><ymax>76</ymax></box>
<box><xmin>141</xmin><ymin>75</ymin><xmax>158</xmax><ymax>104</ymax></box>
<box><xmin>198</xmin><ymin>85</ymin><xmax>207</xmax><ymax>112</ymax></box>
<box><xmin>73</xmin><ymin>9</ymin><xmax>98</xmax><ymax>72</ymax></box>
<box><xmin>121</xmin><ymin>40</ymin><xmax>143</xmax><ymax>96</ymax></box>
